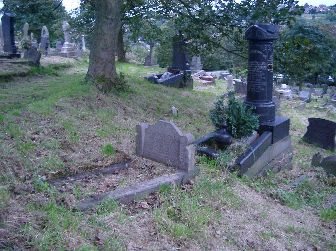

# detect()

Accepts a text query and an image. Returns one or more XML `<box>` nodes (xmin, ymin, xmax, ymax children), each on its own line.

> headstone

<box><xmin>61</xmin><ymin>21</ymin><xmax>76</xmax><ymax>57</ymax></box>
<box><xmin>56</xmin><ymin>40</ymin><xmax>63</xmax><ymax>52</ymax></box>
<box><xmin>1</xmin><ymin>12</ymin><xmax>19</xmax><ymax>56</ymax></box>
<box><xmin>234</xmin><ymin>79</ymin><xmax>247</xmax><ymax>95</ymax></box>
<box><xmin>23</xmin><ymin>47</ymin><xmax>41</xmax><ymax>66</ymax></box>
<box><xmin>0</xmin><ymin>21</ymin><xmax>3</xmax><ymax>52</ymax></box>
<box><xmin>244</xmin><ymin>24</ymin><xmax>278</xmax><ymax>124</ymax></box>
<box><xmin>40</xmin><ymin>26</ymin><xmax>50</xmax><ymax>55</ymax></box>
<box><xmin>30</xmin><ymin>33</ymin><xmax>38</xmax><ymax>48</ymax></box>
<box><xmin>136</xmin><ymin>120</ymin><xmax>195</xmax><ymax>172</ymax></box>
<box><xmin>311</xmin><ymin>152</ymin><xmax>323</xmax><ymax>167</ymax></box>
<box><xmin>81</xmin><ymin>34</ymin><xmax>86</xmax><ymax>51</ymax></box>
<box><xmin>227</xmin><ymin>75</ymin><xmax>233</xmax><ymax>90</ymax></box>
<box><xmin>320</xmin><ymin>155</ymin><xmax>336</xmax><ymax>176</ymax></box>
<box><xmin>303</xmin><ymin>118</ymin><xmax>336</xmax><ymax>150</ymax></box>
<box><xmin>236</xmin><ymin>24</ymin><xmax>292</xmax><ymax>176</ymax></box>
<box><xmin>299</xmin><ymin>90</ymin><xmax>311</xmax><ymax>102</ymax></box>
<box><xmin>22</xmin><ymin>22</ymin><xmax>29</xmax><ymax>41</ymax></box>
<box><xmin>190</xmin><ymin>56</ymin><xmax>202</xmax><ymax>73</ymax></box>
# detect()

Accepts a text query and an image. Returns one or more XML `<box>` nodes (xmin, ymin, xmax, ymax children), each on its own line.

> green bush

<box><xmin>210</xmin><ymin>93</ymin><xmax>259</xmax><ymax>139</ymax></box>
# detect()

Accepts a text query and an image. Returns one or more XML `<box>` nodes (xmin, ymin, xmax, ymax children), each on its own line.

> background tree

<box><xmin>86</xmin><ymin>0</ymin><xmax>122</xmax><ymax>92</ymax></box>
<box><xmin>2</xmin><ymin>0</ymin><xmax>68</xmax><ymax>44</ymax></box>
<box><xmin>275</xmin><ymin>19</ymin><xmax>336</xmax><ymax>85</ymax></box>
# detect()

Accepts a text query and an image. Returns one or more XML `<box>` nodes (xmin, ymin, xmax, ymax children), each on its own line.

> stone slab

<box><xmin>77</xmin><ymin>172</ymin><xmax>186</xmax><ymax>210</ymax></box>
<box><xmin>242</xmin><ymin>135</ymin><xmax>292</xmax><ymax>177</ymax></box>
<box><xmin>236</xmin><ymin>131</ymin><xmax>273</xmax><ymax>174</ymax></box>
<box><xmin>136</xmin><ymin>120</ymin><xmax>195</xmax><ymax>172</ymax></box>
<box><xmin>303</xmin><ymin>118</ymin><xmax>336</xmax><ymax>151</ymax></box>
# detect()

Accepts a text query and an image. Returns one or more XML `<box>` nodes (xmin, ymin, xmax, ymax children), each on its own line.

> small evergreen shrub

<box><xmin>210</xmin><ymin>93</ymin><xmax>259</xmax><ymax>139</ymax></box>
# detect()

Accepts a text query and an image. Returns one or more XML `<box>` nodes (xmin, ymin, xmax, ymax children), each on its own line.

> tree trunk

<box><xmin>117</xmin><ymin>26</ymin><xmax>126</xmax><ymax>62</ymax></box>
<box><xmin>86</xmin><ymin>0</ymin><xmax>121</xmax><ymax>92</ymax></box>
<box><xmin>144</xmin><ymin>43</ymin><xmax>154</xmax><ymax>66</ymax></box>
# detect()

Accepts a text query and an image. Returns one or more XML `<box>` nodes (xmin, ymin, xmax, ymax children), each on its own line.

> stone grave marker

<box><xmin>81</xmin><ymin>34</ymin><xmax>86</xmax><ymax>51</ymax></box>
<box><xmin>227</xmin><ymin>74</ymin><xmax>233</xmax><ymax>90</ymax></box>
<box><xmin>303</xmin><ymin>118</ymin><xmax>336</xmax><ymax>150</ymax></box>
<box><xmin>40</xmin><ymin>26</ymin><xmax>50</xmax><ymax>55</ymax></box>
<box><xmin>234</xmin><ymin>79</ymin><xmax>247</xmax><ymax>95</ymax></box>
<box><xmin>1</xmin><ymin>12</ymin><xmax>19</xmax><ymax>57</ymax></box>
<box><xmin>56</xmin><ymin>40</ymin><xmax>63</xmax><ymax>52</ymax></box>
<box><xmin>299</xmin><ymin>90</ymin><xmax>311</xmax><ymax>102</ymax></box>
<box><xmin>23</xmin><ymin>47</ymin><xmax>41</xmax><ymax>66</ymax></box>
<box><xmin>61</xmin><ymin>21</ymin><xmax>76</xmax><ymax>57</ymax></box>
<box><xmin>136</xmin><ymin>120</ymin><xmax>195</xmax><ymax>173</ymax></box>
<box><xmin>190</xmin><ymin>56</ymin><xmax>202</xmax><ymax>73</ymax></box>
<box><xmin>0</xmin><ymin>21</ymin><xmax>3</xmax><ymax>52</ymax></box>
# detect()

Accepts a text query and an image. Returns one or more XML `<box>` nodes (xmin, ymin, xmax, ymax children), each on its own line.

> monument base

<box><xmin>61</xmin><ymin>42</ymin><xmax>76</xmax><ymax>58</ymax></box>
<box><xmin>237</xmin><ymin>135</ymin><xmax>292</xmax><ymax>177</ymax></box>
<box><xmin>259</xmin><ymin>116</ymin><xmax>290</xmax><ymax>144</ymax></box>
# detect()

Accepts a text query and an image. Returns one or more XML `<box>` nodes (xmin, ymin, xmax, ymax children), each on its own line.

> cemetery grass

<box><xmin>0</xmin><ymin>58</ymin><xmax>335</xmax><ymax>250</ymax></box>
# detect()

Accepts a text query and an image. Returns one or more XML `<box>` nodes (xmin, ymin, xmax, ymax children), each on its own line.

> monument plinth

<box><xmin>237</xmin><ymin>24</ymin><xmax>292</xmax><ymax>177</ymax></box>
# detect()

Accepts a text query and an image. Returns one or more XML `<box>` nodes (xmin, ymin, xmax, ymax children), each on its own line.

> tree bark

<box><xmin>117</xmin><ymin>26</ymin><xmax>126</xmax><ymax>62</ymax></box>
<box><xmin>87</xmin><ymin>0</ymin><xmax>121</xmax><ymax>92</ymax></box>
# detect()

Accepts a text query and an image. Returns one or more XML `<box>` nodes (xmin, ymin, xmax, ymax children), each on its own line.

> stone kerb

<box><xmin>136</xmin><ymin>120</ymin><xmax>195</xmax><ymax>173</ymax></box>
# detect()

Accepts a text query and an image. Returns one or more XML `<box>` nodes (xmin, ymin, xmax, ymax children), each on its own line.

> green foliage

<box><xmin>101</xmin><ymin>144</ymin><xmax>116</xmax><ymax>156</ymax></box>
<box><xmin>320</xmin><ymin>206</ymin><xmax>336</xmax><ymax>222</ymax></box>
<box><xmin>210</xmin><ymin>93</ymin><xmax>259</xmax><ymax>139</ymax></box>
<box><xmin>275</xmin><ymin>20</ymin><xmax>336</xmax><ymax>84</ymax></box>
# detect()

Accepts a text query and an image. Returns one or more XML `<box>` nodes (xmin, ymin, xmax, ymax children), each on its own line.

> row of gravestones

<box><xmin>0</xmin><ymin>13</ymin><xmax>85</xmax><ymax>59</ymax></box>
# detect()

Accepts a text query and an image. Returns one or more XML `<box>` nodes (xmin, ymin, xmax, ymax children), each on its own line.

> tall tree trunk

<box><xmin>117</xmin><ymin>26</ymin><xmax>126</xmax><ymax>62</ymax></box>
<box><xmin>87</xmin><ymin>0</ymin><xmax>121</xmax><ymax>92</ymax></box>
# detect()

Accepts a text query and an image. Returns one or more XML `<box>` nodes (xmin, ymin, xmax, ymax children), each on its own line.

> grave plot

<box><xmin>46</xmin><ymin>120</ymin><xmax>196</xmax><ymax>211</ymax></box>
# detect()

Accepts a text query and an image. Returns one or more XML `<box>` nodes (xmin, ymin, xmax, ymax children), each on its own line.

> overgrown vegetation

<box><xmin>210</xmin><ymin>93</ymin><xmax>259</xmax><ymax>138</ymax></box>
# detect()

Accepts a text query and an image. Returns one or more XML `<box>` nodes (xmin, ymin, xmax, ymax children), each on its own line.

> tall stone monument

<box><xmin>0</xmin><ymin>21</ymin><xmax>3</xmax><ymax>52</ymax></box>
<box><xmin>1</xmin><ymin>12</ymin><xmax>20</xmax><ymax>57</ymax></box>
<box><xmin>236</xmin><ymin>24</ymin><xmax>292</xmax><ymax>177</ymax></box>
<box><xmin>40</xmin><ymin>26</ymin><xmax>50</xmax><ymax>55</ymax></box>
<box><xmin>61</xmin><ymin>21</ymin><xmax>75</xmax><ymax>57</ymax></box>
<box><xmin>23</xmin><ymin>22</ymin><xmax>29</xmax><ymax>41</ymax></box>
<box><xmin>81</xmin><ymin>34</ymin><xmax>86</xmax><ymax>51</ymax></box>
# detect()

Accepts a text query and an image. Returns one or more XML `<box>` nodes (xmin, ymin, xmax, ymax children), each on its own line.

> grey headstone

<box><xmin>234</xmin><ymin>79</ymin><xmax>247</xmax><ymax>95</ymax></box>
<box><xmin>0</xmin><ymin>21</ymin><xmax>3</xmax><ymax>52</ymax></box>
<box><xmin>56</xmin><ymin>40</ymin><xmax>63</xmax><ymax>52</ymax></box>
<box><xmin>40</xmin><ymin>26</ymin><xmax>50</xmax><ymax>55</ymax></box>
<box><xmin>23</xmin><ymin>47</ymin><xmax>41</xmax><ymax>66</ymax></box>
<box><xmin>299</xmin><ymin>90</ymin><xmax>311</xmax><ymax>102</ymax></box>
<box><xmin>23</xmin><ymin>22</ymin><xmax>29</xmax><ymax>41</ymax></box>
<box><xmin>227</xmin><ymin>75</ymin><xmax>233</xmax><ymax>90</ymax></box>
<box><xmin>190</xmin><ymin>56</ymin><xmax>202</xmax><ymax>73</ymax></box>
<box><xmin>136</xmin><ymin>120</ymin><xmax>195</xmax><ymax>172</ymax></box>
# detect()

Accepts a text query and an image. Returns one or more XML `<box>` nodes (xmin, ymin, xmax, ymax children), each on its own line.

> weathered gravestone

<box><xmin>22</xmin><ymin>22</ymin><xmax>29</xmax><ymax>42</ymax></box>
<box><xmin>144</xmin><ymin>43</ymin><xmax>154</xmax><ymax>66</ymax></box>
<box><xmin>190</xmin><ymin>56</ymin><xmax>202</xmax><ymax>73</ymax></box>
<box><xmin>227</xmin><ymin>74</ymin><xmax>234</xmax><ymax>90</ymax></box>
<box><xmin>303</xmin><ymin>118</ymin><xmax>336</xmax><ymax>151</ymax></box>
<box><xmin>136</xmin><ymin>120</ymin><xmax>195</xmax><ymax>173</ymax></box>
<box><xmin>234</xmin><ymin>79</ymin><xmax>247</xmax><ymax>95</ymax></box>
<box><xmin>236</xmin><ymin>24</ymin><xmax>292</xmax><ymax>177</ymax></box>
<box><xmin>23</xmin><ymin>47</ymin><xmax>41</xmax><ymax>66</ymax></box>
<box><xmin>61</xmin><ymin>21</ymin><xmax>76</xmax><ymax>57</ymax></box>
<box><xmin>56</xmin><ymin>40</ymin><xmax>63</xmax><ymax>52</ymax></box>
<box><xmin>299</xmin><ymin>90</ymin><xmax>311</xmax><ymax>102</ymax></box>
<box><xmin>0</xmin><ymin>21</ymin><xmax>3</xmax><ymax>52</ymax></box>
<box><xmin>30</xmin><ymin>33</ymin><xmax>38</xmax><ymax>48</ymax></box>
<box><xmin>40</xmin><ymin>26</ymin><xmax>50</xmax><ymax>55</ymax></box>
<box><xmin>81</xmin><ymin>34</ymin><xmax>86</xmax><ymax>51</ymax></box>
<box><xmin>1</xmin><ymin>12</ymin><xmax>20</xmax><ymax>57</ymax></box>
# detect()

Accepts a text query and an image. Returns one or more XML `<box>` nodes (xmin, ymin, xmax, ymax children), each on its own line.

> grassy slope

<box><xmin>0</xmin><ymin>59</ymin><xmax>335</xmax><ymax>250</ymax></box>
